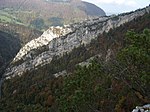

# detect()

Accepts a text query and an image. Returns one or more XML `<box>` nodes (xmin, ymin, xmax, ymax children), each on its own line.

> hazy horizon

<box><xmin>83</xmin><ymin>0</ymin><xmax>150</xmax><ymax>15</ymax></box>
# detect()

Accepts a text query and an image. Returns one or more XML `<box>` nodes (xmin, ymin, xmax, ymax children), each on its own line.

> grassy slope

<box><xmin>0</xmin><ymin>9</ymin><xmax>24</xmax><ymax>25</ymax></box>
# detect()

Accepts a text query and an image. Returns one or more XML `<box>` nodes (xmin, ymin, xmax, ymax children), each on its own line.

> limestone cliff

<box><xmin>4</xmin><ymin>6</ymin><xmax>150</xmax><ymax>79</ymax></box>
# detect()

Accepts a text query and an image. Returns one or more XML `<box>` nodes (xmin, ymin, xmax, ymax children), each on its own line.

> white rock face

<box><xmin>78</xmin><ymin>54</ymin><xmax>102</xmax><ymax>67</ymax></box>
<box><xmin>54</xmin><ymin>70</ymin><xmax>67</xmax><ymax>78</ymax></box>
<box><xmin>4</xmin><ymin>6</ymin><xmax>150</xmax><ymax>79</ymax></box>
<box><xmin>13</xmin><ymin>26</ymin><xmax>72</xmax><ymax>62</ymax></box>
<box><xmin>132</xmin><ymin>104</ymin><xmax>150</xmax><ymax>112</ymax></box>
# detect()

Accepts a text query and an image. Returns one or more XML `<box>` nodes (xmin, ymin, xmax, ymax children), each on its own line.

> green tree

<box><xmin>55</xmin><ymin>60</ymin><xmax>111</xmax><ymax>112</ymax></box>
<box><xmin>117</xmin><ymin>29</ymin><xmax>150</xmax><ymax>102</ymax></box>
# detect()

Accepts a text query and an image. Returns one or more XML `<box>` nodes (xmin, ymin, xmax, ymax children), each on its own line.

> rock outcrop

<box><xmin>4</xmin><ymin>6</ymin><xmax>150</xmax><ymax>79</ymax></box>
<box><xmin>132</xmin><ymin>104</ymin><xmax>150</xmax><ymax>112</ymax></box>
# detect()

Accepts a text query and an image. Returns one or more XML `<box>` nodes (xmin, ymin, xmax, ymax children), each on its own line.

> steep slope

<box><xmin>4</xmin><ymin>6</ymin><xmax>150</xmax><ymax>79</ymax></box>
<box><xmin>0</xmin><ymin>23</ymin><xmax>42</xmax><ymax>76</ymax></box>
<box><xmin>0</xmin><ymin>6</ymin><xmax>150</xmax><ymax>112</ymax></box>
<box><xmin>0</xmin><ymin>31</ymin><xmax>21</xmax><ymax>68</ymax></box>
<box><xmin>0</xmin><ymin>0</ymin><xmax>106</xmax><ymax>30</ymax></box>
<box><xmin>0</xmin><ymin>23</ymin><xmax>42</xmax><ymax>45</ymax></box>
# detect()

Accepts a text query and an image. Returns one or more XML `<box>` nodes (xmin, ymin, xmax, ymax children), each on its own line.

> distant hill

<box><xmin>0</xmin><ymin>0</ymin><xmax>106</xmax><ymax>30</ymax></box>
<box><xmin>81</xmin><ymin>1</ymin><xmax>106</xmax><ymax>16</ymax></box>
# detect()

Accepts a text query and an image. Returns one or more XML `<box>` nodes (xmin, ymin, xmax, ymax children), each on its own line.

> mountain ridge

<box><xmin>4</xmin><ymin>6</ymin><xmax>150</xmax><ymax>79</ymax></box>
<box><xmin>0</xmin><ymin>5</ymin><xmax>150</xmax><ymax>112</ymax></box>
<box><xmin>0</xmin><ymin>0</ymin><xmax>106</xmax><ymax>30</ymax></box>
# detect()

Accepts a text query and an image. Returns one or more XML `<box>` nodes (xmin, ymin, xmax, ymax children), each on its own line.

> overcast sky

<box><xmin>83</xmin><ymin>0</ymin><xmax>150</xmax><ymax>15</ymax></box>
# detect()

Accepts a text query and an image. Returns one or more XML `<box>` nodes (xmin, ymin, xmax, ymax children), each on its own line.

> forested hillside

<box><xmin>0</xmin><ymin>11</ymin><xmax>149</xmax><ymax>112</ymax></box>
<box><xmin>0</xmin><ymin>23</ymin><xmax>42</xmax><ymax>45</ymax></box>
<box><xmin>0</xmin><ymin>31</ymin><xmax>21</xmax><ymax>69</ymax></box>
<box><xmin>0</xmin><ymin>0</ymin><xmax>106</xmax><ymax>30</ymax></box>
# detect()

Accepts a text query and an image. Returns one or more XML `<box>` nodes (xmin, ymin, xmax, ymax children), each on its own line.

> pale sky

<box><xmin>83</xmin><ymin>0</ymin><xmax>150</xmax><ymax>15</ymax></box>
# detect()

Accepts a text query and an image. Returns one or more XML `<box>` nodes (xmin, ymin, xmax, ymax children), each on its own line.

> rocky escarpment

<box><xmin>4</xmin><ymin>6</ymin><xmax>150</xmax><ymax>79</ymax></box>
<box><xmin>13</xmin><ymin>26</ymin><xmax>72</xmax><ymax>63</ymax></box>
